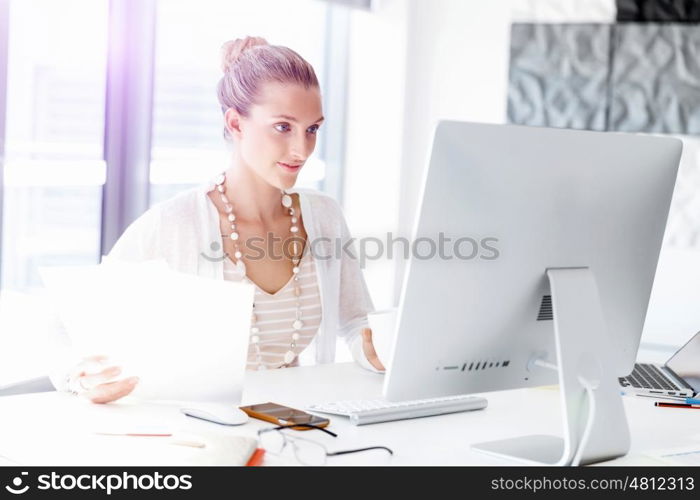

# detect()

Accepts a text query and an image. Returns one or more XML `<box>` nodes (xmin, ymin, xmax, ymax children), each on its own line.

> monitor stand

<box><xmin>471</xmin><ymin>267</ymin><xmax>630</xmax><ymax>466</ymax></box>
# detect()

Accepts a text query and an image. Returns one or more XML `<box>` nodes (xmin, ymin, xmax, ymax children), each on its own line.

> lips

<box><xmin>277</xmin><ymin>162</ymin><xmax>302</xmax><ymax>172</ymax></box>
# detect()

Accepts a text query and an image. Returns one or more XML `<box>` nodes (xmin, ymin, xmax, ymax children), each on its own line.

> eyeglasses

<box><xmin>257</xmin><ymin>424</ymin><xmax>393</xmax><ymax>466</ymax></box>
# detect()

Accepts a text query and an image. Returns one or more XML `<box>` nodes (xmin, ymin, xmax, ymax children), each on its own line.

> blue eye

<box><xmin>274</xmin><ymin>123</ymin><xmax>320</xmax><ymax>134</ymax></box>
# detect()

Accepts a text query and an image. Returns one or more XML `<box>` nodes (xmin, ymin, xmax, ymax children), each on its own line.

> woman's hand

<box><xmin>68</xmin><ymin>355</ymin><xmax>139</xmax><ymax>404</ymax></box>
<box><xmin>361</xmin><ymin>328</ymin><xmax>386</xmax><ymax>371</ymax></box>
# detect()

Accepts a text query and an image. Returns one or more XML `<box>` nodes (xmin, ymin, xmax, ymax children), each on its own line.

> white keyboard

<box><xmin>306</xmin><ymin>395</ymin><xmax>488</xmax><ymax>426</ymax></box>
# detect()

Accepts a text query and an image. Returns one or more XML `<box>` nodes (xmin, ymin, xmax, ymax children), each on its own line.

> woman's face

<box><xmin>231</xmin><ymin>81</ymin><xmax>324</xmax><ymax>191</ymax></box>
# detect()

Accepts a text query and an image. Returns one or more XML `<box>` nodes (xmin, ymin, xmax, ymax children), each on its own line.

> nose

<box><xmin>289</xmin><ymin>130</ymin><xmax>315</xmax><ymax>162</ymax></box>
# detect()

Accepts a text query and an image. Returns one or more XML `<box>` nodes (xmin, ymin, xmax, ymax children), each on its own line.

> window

<box><xmin>1</xmin><ymin>0</ymin><xmax>108</xmax><ymax>293</ymax></box>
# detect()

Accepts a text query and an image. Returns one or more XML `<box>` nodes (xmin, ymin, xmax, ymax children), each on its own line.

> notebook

<box><xmin>157</xmin><ymin>432</ymin><xmax>262</xmax><ymax>466</ymax></box>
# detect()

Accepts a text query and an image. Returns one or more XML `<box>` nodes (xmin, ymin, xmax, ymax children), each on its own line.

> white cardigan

<box><xmin>49</xmin><ymin>176</ymin><xmax>379</xmax><ymax>390</ymax></box>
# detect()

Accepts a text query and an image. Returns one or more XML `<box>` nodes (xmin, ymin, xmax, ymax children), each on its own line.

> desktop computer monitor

<box><xmin>382</xmin><ymin>121</ymin><xmax>681</xmax><ymax>465</ymax></box>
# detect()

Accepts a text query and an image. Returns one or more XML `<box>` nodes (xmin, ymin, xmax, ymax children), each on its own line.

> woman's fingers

<box><xmin>68</xmin><ymin>355</ymin><xmax>108</xmax><ymax>381</ymax></box>
<box><xmin>361</xmin><ymin>328</ymin><xmax>386</xmax><ymax>371</ymax></box>
<box><xmin>66</xmin><ymin>355</ymin><xmax>138</xmax><ymax>403</ymax></box>
<box><xmin>84</xmin><ymin>377</ymin><xmax>139</xmax><ymax>404</ymax></box>
<box><xmin>367</xmin><ymin>353</ymin><xmax>386</xmax><ymax>371</ymax></box>
<box><xmin>78</xmin><ymin>365</ymin><xmax>122</xmax><ymax>390</ymax></box>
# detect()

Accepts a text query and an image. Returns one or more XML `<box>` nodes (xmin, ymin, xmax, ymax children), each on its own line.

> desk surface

<box><xmin>0</xmin><ymin>363</ymin><xmax>696</xmax><ymax>466</ymax></box>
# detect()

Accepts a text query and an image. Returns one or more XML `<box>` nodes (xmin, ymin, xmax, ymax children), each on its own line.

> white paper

<box><xmin>39</xmin><ymin>260</ymin><xmax>255</xmax><ymax>404</ymax></box>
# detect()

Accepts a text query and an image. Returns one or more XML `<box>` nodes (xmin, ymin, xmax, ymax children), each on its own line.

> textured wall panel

<box><xmin>508</xmin><ymin>23</ymin><xmax>611</xmax><ymax>130</ymax></box>
<box><xmin>512</xmin><ymin>0</ymin><xmax>616</xmax><ymax>22</ymax></box>
<box><xmin>610</xmin><ymin>24</ymin><xmax>700</xmax><ymax>134</ymax></box>
<box><xmin>616</xmin><ymin>0</ymin><xmax>700</xmax><ymax>22</ymax></box>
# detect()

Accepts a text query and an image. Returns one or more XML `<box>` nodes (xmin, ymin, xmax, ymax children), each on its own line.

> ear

<box><xmin>224</xmin><ymin>108</ymin><xmax>244</xmax><ymax>140</ymax></box>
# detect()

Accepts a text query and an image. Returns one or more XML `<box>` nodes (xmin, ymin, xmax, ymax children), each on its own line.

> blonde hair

<box><xmin>217</xmin><ymin>36</ymin><xmax>320</xmax><ymax>141</ymax></box>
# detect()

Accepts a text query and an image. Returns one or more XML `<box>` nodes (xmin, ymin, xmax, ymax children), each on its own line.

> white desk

<box><xmin>0</xmin><ymin>362</ymin><xmax>696</xmax><ymax>466</ymax></box>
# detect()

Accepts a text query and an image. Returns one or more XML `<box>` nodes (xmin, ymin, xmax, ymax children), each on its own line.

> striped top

<box><xmin>223</xmin><ymin>249</ymin><xmax>322</xmax><ymax>370</ymax></box>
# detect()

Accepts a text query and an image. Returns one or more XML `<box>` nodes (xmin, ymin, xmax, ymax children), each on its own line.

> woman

<box><xmin>52</xmin><ymin>37</ymin><xmax>385</xmax><ymax>404</ymax></box>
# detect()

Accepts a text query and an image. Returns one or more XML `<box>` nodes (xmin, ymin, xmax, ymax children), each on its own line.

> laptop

<box><xmin>619</xmin><ymin>331</ymin><xmax>700</xmax><ymax>398</ymax></box>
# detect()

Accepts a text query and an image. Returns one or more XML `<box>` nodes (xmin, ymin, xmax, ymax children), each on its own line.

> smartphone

<box><xmin>239</xmin><ymin>402</ymin><xmax>330</xmax><ymax>430</ymax></box>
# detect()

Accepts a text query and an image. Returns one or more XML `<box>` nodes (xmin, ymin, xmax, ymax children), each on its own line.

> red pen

<box><xmin>654</xmin><ymin>402</ymin><xmax>700</xmax><ymax>409</ymax></box>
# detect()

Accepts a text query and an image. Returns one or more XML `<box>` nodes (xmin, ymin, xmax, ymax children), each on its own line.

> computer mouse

<box><xmin>180</xmin><ymin>403</ymin><xmax>249</xmax><ymax>426</ymax></box>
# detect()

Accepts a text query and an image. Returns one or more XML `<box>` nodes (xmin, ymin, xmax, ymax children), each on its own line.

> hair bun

<box><xmin>220</xmin><ymin>36</ymin><xmax>269</xmax><ymax>74</ymax></box>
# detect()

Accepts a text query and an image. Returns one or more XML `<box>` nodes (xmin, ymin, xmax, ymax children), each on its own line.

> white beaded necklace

<box><xmin>214</xmin><ymin>172</ymin><xmax>304</xmax><ymax>370</ymax></box>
